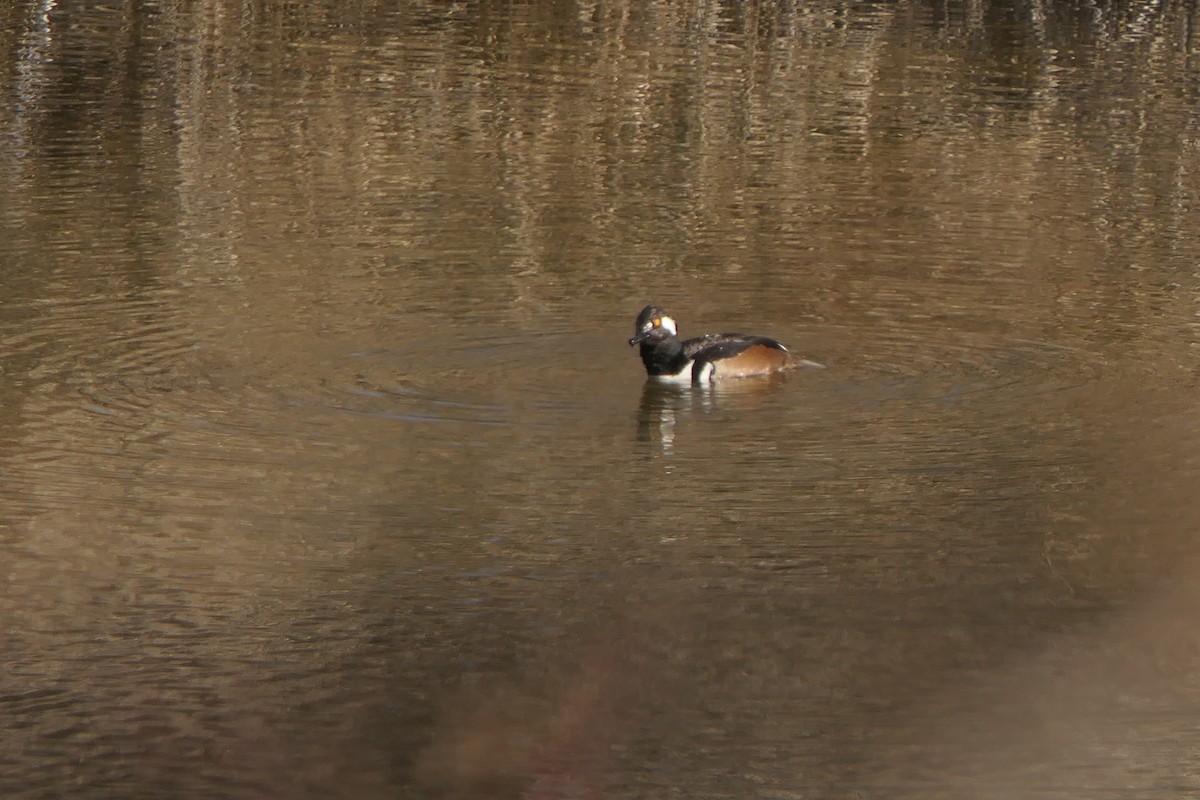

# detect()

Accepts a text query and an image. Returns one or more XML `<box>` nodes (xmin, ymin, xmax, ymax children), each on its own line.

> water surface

<box><xmin>2</xmin><ymin>2</ymin><xmax>1200</xmax><ymax>798</ymax></box>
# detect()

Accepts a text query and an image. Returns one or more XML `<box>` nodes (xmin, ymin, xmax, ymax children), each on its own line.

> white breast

<box><xmin>651</xmin><ymin>360</ymin><xmax>695</xmax><ymax>384</ymax></box>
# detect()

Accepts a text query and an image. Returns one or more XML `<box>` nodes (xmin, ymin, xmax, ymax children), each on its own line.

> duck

<box><xmin>628</xmin><ymin>304</ymin><xmax>820</xmax><ymax>384</ymax></box>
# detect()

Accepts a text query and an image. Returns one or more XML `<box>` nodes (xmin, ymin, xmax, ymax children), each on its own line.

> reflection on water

<box><xmin>635</xmin><ymin>370</ymin><xmax>822</xmax><ymax>456</ymax></box>
<box><xmin>2</xmin><ymin>1</ymin><xmax>1200</xmax><ymax>797</ymax></box>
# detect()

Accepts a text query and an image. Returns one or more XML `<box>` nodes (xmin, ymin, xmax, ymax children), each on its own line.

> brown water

<box><xmin>3</xmin><ymin>1</ymin><xmax>1200</xmax><ymax>798</ymax></box>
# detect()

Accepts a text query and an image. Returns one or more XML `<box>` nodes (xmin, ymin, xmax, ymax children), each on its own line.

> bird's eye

<box><xmin>652</xmin><ymin>318</ymin><xmax>661</xmax><ymax>327</ymax></box>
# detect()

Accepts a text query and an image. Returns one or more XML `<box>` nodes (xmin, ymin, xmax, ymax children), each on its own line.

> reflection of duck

<box><xmin>635</xmin><ymin>371</ymin><xmax>796</xmax><ymax>453</ymax></box>
<box><xmin>635</xmin><ymin>380</ymin><xmax>687</xmax><ymax>451</ymax></box>
<box><xmin>628</xmin><ymin>305</ymin><xmax>822</xmax><ymax>383</ymax></box>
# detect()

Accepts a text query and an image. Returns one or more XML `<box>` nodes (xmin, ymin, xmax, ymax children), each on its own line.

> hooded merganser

<box><xmin>628</xmin><ymin>304</ymin><xmax>820</xmax><ymax>384</ymax></box>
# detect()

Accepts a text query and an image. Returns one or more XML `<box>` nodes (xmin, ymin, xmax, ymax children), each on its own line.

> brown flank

<box><xmin>713</xmin><ymin>343</ymin><xmax>793</xmax><ymax>378</ymax></box>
